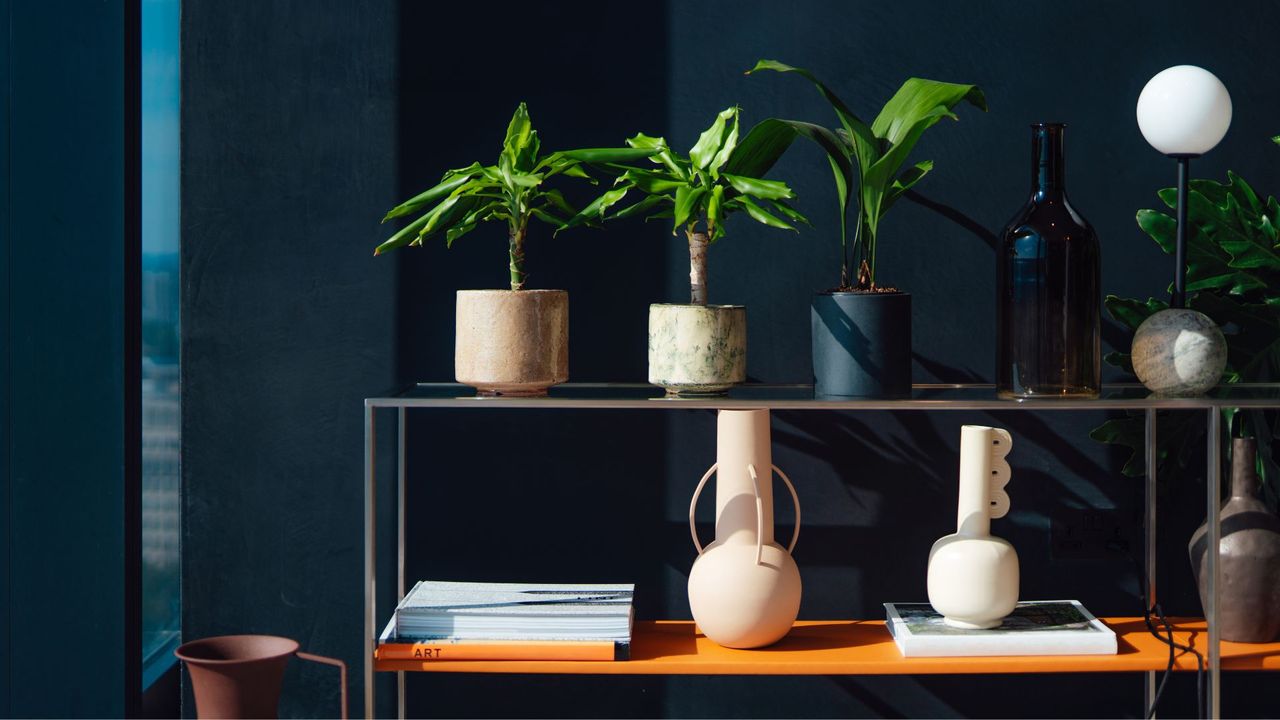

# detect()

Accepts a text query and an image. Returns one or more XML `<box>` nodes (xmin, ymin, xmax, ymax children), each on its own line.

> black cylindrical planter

<box><xmin>811</xmin><ymin>291</ymin><xmax>912</xmax><ymax>398</ymax></box>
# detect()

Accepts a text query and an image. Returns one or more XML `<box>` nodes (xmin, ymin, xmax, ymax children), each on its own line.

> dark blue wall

<box><xmin>181</xmin><ymin>1</ymin><xmax>1279</xmax><ymax>717</ymax></box>
<box><xmin>2</xmin><ymin>0</ymin><xmax>137</xmax><ymax>715</ymax></box>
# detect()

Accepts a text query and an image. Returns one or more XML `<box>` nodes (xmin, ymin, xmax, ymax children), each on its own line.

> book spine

<box><xmin>376</xmin><ymin>640</ymin><xmax>627</xmax><ymax>661</ymax></box>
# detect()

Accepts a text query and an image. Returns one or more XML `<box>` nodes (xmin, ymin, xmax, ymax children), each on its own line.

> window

<box><xmin>140</xmin><ymin>0</ymin><xmax>180</xmax><ymax>690</ymax></box>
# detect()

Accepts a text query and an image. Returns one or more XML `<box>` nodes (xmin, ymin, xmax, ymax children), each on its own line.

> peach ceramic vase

<box><xmin>927</xmin><ymin>425</ymin><xmax>1019</xmax><ymax>629</ymax></box>
<box><xmin>687</xmin><ymin>409</ymin><xmax>802</xmax><ymax>648</ymax></box>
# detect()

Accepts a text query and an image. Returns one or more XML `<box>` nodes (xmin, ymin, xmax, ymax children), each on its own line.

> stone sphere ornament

<box><xmin>1137</xmin><ymin>65</ymin><xmax>1232</xmax><ymax>156</ymax></box>
<box><xmin>1132</xmin><ymin>308</ymin><xmax>1227</xmax><ymax>396</ymax></box>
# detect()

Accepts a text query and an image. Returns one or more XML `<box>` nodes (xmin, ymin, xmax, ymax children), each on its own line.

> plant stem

<box><xmin>687</xmin><ymin>228</ymin><xmax>709</xmax><ymax>305</ymax></box>
<box><xmin>508</xmin><ymin>221</ymin><xmax>527</xmax><ymax>291</ymax></box>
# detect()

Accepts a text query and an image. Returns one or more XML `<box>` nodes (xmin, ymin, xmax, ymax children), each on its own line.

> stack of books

<box><xmin>884</xmin><ymin>600</ymin><xmax>1118</xmax><ymax>657</ymax></box>
<box><xmin>377</xmin><ymin>580</ymin><xmax>635</xmax><ymax>661</ymax></box>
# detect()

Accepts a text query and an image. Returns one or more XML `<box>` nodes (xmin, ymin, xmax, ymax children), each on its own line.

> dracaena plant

<box><xmin>562</xmin><ymin>106</ymin><xmax>808</xmax><ymax>304</ymax></box>
<box><xmin>375</xmin><ymin>102</ymin><xmax>655</xmax><ymax>290</ymax></box>
<box><xmin>1090</xmin><ymin>145</ymin><xmax>1280</xmax><ymax>511</ymax></box>
<box><xmin>747</xmin><ymin>60</ymin><xmax>986</xmax><ymax>290</ymax></box>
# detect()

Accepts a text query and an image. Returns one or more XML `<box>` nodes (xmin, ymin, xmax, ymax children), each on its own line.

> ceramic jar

<box><xmin>687</xmin><ymin>409</ymin><xmax>801</xmax><ymax>648</ymax></box>
<box><xmin>648</xmin><ymin>304</ymin><xmax>746</xmax><ymax>395</ymax></box>
<box><xmin>455</xmin><ymin>289</ymin><xmax>568</xmax><ymax>396</ymax></box>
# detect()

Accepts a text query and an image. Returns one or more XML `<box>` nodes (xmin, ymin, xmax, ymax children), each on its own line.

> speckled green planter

<box><xmin>648</xmin><ymin>304</ymin><xmax>746</xmax><ymax>395</ymax></box>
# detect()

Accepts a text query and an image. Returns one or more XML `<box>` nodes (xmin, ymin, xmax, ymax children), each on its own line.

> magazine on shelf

<box><xmin>393</xmin><ymin>580</ymin><xmax>634</xmax><ymax>643</ymax></box>
<box><xmin>884</xmin><ymin>600</ymin><xmax>1117</xmax><ymax>657</ymax></box>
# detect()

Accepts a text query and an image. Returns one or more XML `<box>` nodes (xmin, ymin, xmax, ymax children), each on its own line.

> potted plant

<box><xmin>747</xmin><ymin>60</ymin><xmax>987</xmax><ymax>397</ymax></box>
<box><xmin>375</xmin><ymin>102</ymin><xmax>655</xmax><ymax>396</ymax></box>
<box><xmin>562</xmin><ymin>106</ymin><xmax>808</xmax><ymax>395</ymax></box>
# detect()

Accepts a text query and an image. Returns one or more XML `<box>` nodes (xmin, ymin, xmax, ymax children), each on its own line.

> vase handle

<box><xmin>296</xmin><ymin>651</ymin><xmax>348</xmax><ymax>720</ymax></box>
<box><xmin>688</xmin><ymin>463</ymin><xmax>718</xmax><ymax>555</ymax></box>
<box><xmin>773</xmin><ymin>463</ymin><xmax>802</xmax><ymax>555</ymax></box>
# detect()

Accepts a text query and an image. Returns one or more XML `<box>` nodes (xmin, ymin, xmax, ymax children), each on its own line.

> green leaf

<box><xmin>734</xmin><ymin>195</ymin><xmax>796</xmax><ymax>231</ymax></box>
<box><xmin>421</xmin><ymin>193</ymin><xmax>481</xmax><ymax>235</ymax></box>
<box><xmin>1088</xmin><ymin>416</ymin><xmax>1149</xmax><ymax>477</ymax></box>
<box><xmin>626</xmin><ymin>133</ymin><xmax>687</xmax><ymax>179</ymax></box>
<box><xmin>709</xmin><ymin>110</ymin><xmax>740</xmax><ymax>176</ymax></box>
<box><xmin>540</xmin><ymin>189</ymin><xmax>578</xmax><ymax>218</ymax></box>
<box><xmin>374</xmin><ymin>212</ymin><xmax>432</xmax><ymax>255</ymax></box>
<box><xmin>618</xmin><ymin>167</ymin><xmax>685</xmax><ymax>195</ymax></box>
<box><xmin>607</xmin><ymin>194</ymin><xmax>669</xmax><ymax>221</ymax></box>
<box><xmin>706</xmin><ymin>185</ymin><xmax>725</xmax><ymax>240</ymax></box>
<box><xmin>530</xmin><ymin>207</ymin><xmax>571</xmax><ymax>228</ymax></box>
<box><xmin>766</xmin><ymin>198</ymin><xmax>810</xmax><ymax>226</ymax></box>
<box><xmin>722</xmin><ymin>173</ymin><xmax>794</xmax><ymax>200</ymax></box>
<box><xmin>882</xmin><ymin>160</ymin><xmax>934</xmax><ymax>213</ymax></box>
<box><xmin>689</xmin><ymin>107</ymin><xmax>737</xmax><ymax>172</ymax></box>
<box><xmin>559</xmin><ymin>185</ymin><xmax>632</xmax><ymax>231</ymax></box>
<box><xmin>559</xmin><ymin>147</ymin><xmax>660</xmax><ymax>163</ymax></box>
<box><xmin>1104</xmin><ymin>294</ymin><xmax>1167</xmax><ymax>331</ymax></box>
<box><xmin>745</xmin><ymin>59</ymin><xmax>879</xmax><ymax>165</ymax></box>
<box><xmin>382</xmin><ymin>165</ymin><xmax>482</xmax><ymax>221</ymax></box>
<box><xmin>870</xmin><ymin>78</ymin><xmax>986</xmax><ymax>146</ymax></box>
<box><xmin>502</xmin><ymin>102</ymin><xmax>534</xmax><ymax>165</ymax></box>
<box><xmin>673</xmin><ymin>185</ymin><xmax>708</xmax><ymax>229</ymax></box>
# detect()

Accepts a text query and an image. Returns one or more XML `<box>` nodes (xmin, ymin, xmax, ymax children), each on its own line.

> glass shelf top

<box><xmin>366</xmin><ymin>383</ymin><xmax>1280</xmax><ymax>411</ymax></box>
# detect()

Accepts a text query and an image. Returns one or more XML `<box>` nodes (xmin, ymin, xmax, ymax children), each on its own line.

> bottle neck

<box><xmin>1030</xmin><ymin>124</ymin><xmax>1066</xmax><ymax>197</ymax></box>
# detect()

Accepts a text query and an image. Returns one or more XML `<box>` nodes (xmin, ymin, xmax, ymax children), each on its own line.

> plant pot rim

<box><xmin>457</xmin><ymin>288</ymin><xmax>567</xmax><ymax>296</ymax></box>
<box><xmin>814</xmin><ymin>289</ymin><xmax>910</xmax><ymax>298</ymax></box>
<box><xmin>650</xmin><ymin>302</ymin><xmax>745</xmax><ymax>310</ymax></box>
<box><xmin>175</xmin><ymin>634</ymin><xmax>300</xmax><ymax>664</ymax></box>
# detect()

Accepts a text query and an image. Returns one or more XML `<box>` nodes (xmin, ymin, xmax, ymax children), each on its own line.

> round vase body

<box><xmin>455</xmin><ymin>289</ymin><xmax>568</xmax><ymax>396</ymax></box>
<box><xmin>688</xmin><ymin>541</ymin><xmax>802</xmax><ymax>648</ymax></box>
<box><xmin>811</xmin><ymin>291</ymin><xmax>912</xmax><ymax>398</ymax></box>
<box><xmin>648</xmin><ymin>304</ymin><xmax>746</xmax><ymax>395</ymax></box>
<box><xmin>927</xmin><ymin>534</ymin><xmax>1020</xmax><ymax>629</ymax></box>
<box><xmin>1132</xmin><ymin>307</ymin><xmax>1226</xmax><ymax>396</ymax></box>
<box><xmin>1189</xmin><ymin>438</ymin><xmax>1280</xmax><ymax>642</ymax></box>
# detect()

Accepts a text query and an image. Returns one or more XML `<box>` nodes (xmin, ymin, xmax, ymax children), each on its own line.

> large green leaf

<box><xmin>706</xmin><ymin>185</ymin><xmax>725</xmax><ymax>240</ymax></box>
<box><xmin>626</xmin><ymin>133</ymin><xmax>687</xmax><ymax>179</ymax></box>
<box><xmin>882</xmin><ymin>160</ymin><xmax>933</xmax><ymax>214</ymax></box>
<box><xmin>558</xmin><ymin>185</ymin><xmax>632</xmax><ymax>231</ymax></box>
<box><xmin>722</xmin><ymin>173</ymin><xmax>794</xmax><ymax>201</ymax></box>
<box><xmin>1104</xmin><ymin>294</ymin><xmax>1168</xmax><ymax>331</ymax></box>
<box><xmin>870</xmin><ymin>78</ymin><xmax>986</xmax><ymax>146</ymax></box>
<box><xmin>617</xmin><ymin>167</ymin><xmax>685</xmax><ymax>195</ymax></box>
<box><xmin>689</xmin><ymin>107</ymin><xmax>737</xmax><ymax>172</ymax></box>
<box><xmin>502</xmin><ymin>102</ymin><xmax>534</xmax><ymax>165</ymax></box>
<box><xmin>374</xmin><ymin>212</ymin><xmax>432</xmax><ymax>255</ymax></box>
<box><xmin>381</xmin><ymin>164</ymin><xmax>482</xmax><ymax>221</ymax></box>
<box><xmin>607</xmin><ymin>194</ymin><xmax>669</xmax><ymax>221</ymax></box>
<box><xmin>558</xmin><ymin>147</ymin><xmax>660</xmax><ymax>163</ymax></box>
<box><xmin>732</xmin><ymin>195</ymin><xmax>796</xmax><ymax>231</ymax></box>
<box><xmin>745</xmin><ymin>59</ymin><xmax>878</xmax><ymax>165</ymax></box>
<box><xmin>673</xmin><ymin>185</ymin><xmax>709</xmax><ymax>229</ymax></box>
<box><xmin>708</xmin><ymin>110</ymin><xmax>740</xmax><ymax>177</ymax></box>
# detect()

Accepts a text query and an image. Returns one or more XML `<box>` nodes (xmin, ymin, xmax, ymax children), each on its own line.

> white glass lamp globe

<box><xmin>1136</xmin><ymin>65</ymin><xmax>1232</xmax><ymax>156</ymax></box>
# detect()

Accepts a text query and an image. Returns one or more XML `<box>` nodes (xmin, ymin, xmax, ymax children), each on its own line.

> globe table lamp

<box><xmin>1131</xmin><ymin>65</ymin><xmax>1230</xmax><ymax>396</ymax></box>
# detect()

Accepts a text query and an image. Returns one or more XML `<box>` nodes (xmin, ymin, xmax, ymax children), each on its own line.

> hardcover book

<box><xmin>884</xmin><ymin>600</ymin><xmax>1117</xmax><ymax>657</ymax></box>
<box><xmin>377</xmin><ymin>618</ymin><xmax>630</xmax><ymax>661</ymax></box>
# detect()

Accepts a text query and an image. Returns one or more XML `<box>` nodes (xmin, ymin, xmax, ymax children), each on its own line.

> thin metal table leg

<box><xmin>364</xmin><ymin>405</ymin><xmax>377</xmax><ymax>719</ymax></box>
<box><xmin>1206</xmin><ymin>408</ymin><xmax>1221</xmax><ymax>719</ymax></box>
<box><xmin>397</xmin><ymin>408</ymin><xmax>407</xmax><ymax>720</ymax></box>
<box><xmin>1144</xmin><ymin>408</ymin><xmax>1158</xmax><ymax>716</ymax></box>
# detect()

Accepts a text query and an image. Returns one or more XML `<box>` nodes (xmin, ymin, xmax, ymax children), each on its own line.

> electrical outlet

<box><xmin>1050</xmin><ymin>508</ymin><xmax>1136</xmax><ymax>560</ymax></box>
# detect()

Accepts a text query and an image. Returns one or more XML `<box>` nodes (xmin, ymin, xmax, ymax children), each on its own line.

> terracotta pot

<box><xmin>1189</xmin><ymin>438</ymin><xmax>1280</xmax><ymax>642</ymax></box>
<box><xmin>175</xmin><ymin>634</ymin><xmax>347</xmax><ymax>719</ymax></box>
<box><xmin>455</xmin><ymin>289</ymin><xmax>568</xmax><ymax>396</ymax></box>
<box><xmin>648</xmin><ymin>303</ymin><xmax>746</xmax><ymax>395</ymax></box>
<box><xmin>687</xmin><ymin>409</ymin><xmax>802</xmax><ymax>648</ymax></box>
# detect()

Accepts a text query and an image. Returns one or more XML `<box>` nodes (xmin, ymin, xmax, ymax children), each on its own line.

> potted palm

<box><xmin>563</xmin><ymin>107</ymin><xmax>808</xmax><ymax>395</ymax></box>
<box><xmin>375</xmin><ymin>102</ymin><xmax>654</xmax><ymax>396</ymax></box>
<box><xmin>747</xmin><ymin>60</ymin><xmax>987</xmax><ymax>398</ymax></box>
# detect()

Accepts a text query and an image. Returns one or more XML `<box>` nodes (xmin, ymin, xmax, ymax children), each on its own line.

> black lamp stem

<box><xmin>1173</xmin><ymin>155</ymin><xmax>1190</xmax><ymax>309</ymax></box>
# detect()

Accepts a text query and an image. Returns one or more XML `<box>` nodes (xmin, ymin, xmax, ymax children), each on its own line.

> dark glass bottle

<box><xmin>996</xmin><ymin>124</ymin><xmax>1100</xmax><ymax>399</ymax></box>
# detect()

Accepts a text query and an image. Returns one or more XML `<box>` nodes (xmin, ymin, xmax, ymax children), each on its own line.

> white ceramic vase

<box><xmin>927</xmin><ymin>425</ymin><xmax>1019</xmax><ymax>629</ymax></box>
<box><xmin>687</xmin><ymin>409</ymin><xmax>801</xmax><ymax>648</ymax></box>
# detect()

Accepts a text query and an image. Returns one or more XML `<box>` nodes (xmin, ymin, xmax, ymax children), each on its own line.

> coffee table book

<box><xmin>885</xmin><ymin>600</ymin><xmax>1118</xmax><ymax>657</ymax></box>
<box><xmin>376</xmin><ymin>618</ymin><xmax>630</xmax><ymax>661</ymax></box>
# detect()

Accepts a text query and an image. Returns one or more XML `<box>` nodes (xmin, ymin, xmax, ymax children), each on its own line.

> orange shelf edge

<box><xmin>373</xmin><ymin>618</ymin><xmax>1280</xmax><ymax>675</ymax></box>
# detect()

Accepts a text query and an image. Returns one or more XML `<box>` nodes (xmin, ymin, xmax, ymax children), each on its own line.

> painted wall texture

<box><xmin>183</xmin><ymin>0</ymin><xmax>1279</xmax><ymax>717</ymax></box>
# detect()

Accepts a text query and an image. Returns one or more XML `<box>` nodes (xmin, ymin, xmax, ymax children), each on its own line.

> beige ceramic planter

<box><xmin>648</xmin><ymin>303</ymin><xmax>746</xmax><ymax>395</ymax></box>
<box><xmin>455</xmin><ymin>289</ymin><xmax>568</xmax><ymax>396</ymax></box>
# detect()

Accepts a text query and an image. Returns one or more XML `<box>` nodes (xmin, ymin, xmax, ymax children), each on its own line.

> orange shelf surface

<box><xmin>374</xmin><ymin>618</ymin><xmax>1280</xmax><ymax>675</ymax></box>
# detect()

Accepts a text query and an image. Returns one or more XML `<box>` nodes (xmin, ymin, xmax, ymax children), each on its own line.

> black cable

<box><xmin>1109</xmin><ymin>538</ymin><xmax>1207</xmax><ymax>719</ymax></box>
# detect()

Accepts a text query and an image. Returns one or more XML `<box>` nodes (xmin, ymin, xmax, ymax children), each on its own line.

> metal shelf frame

<box><xmin>363</xmin><ymin>382</ymin><xmax>1280</xmax><ymax>719</ymax></box>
